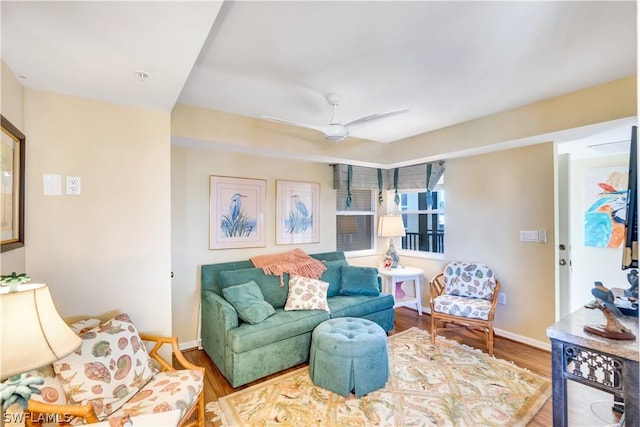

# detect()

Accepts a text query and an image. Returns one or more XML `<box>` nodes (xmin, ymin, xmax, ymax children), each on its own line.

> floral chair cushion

<box><xmin>443</xmin><ymin>262</ymin><xmax>497</xmax><ymax>301</ymax></box>
<box><xmin>433</xmin><ymin>294</ymin><xmax>493</xmax><ymax>320</ymax></box>
<box><xmin>52</xmin><ymin>313</ymin><xmax>157</xmax><ymax>420</ymax></box>
<box><xmin>109</xmin><ymin>370</ymin><xmax>204</xmax><ymax>419</ymax></box>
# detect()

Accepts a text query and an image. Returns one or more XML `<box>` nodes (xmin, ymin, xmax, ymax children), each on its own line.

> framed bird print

<box><xmin>276</xmin><ymin>180</ymin><xmax>320</xmax><ymax>245</ymax></box>
<box><xmin>209</xmin><ymin>176</ymin><xmax>266</xmax><ymax>249</ymax></box>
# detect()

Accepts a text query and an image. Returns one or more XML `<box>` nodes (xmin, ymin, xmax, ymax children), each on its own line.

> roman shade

<box><xmin>333</xmin><ymin>161</ymin><xmax>445</xmax><ymax>206</ymax></box>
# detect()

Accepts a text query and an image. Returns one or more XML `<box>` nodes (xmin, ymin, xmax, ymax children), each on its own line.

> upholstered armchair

<box><xmin>429</xmin><ymin>262</ymin><xmax>501</xmax><ymax>355</ymax></box>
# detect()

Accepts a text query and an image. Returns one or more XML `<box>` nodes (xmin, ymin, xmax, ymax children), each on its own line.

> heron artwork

<box><xmin>286</xmin><ymin>194</ymin><xmax>312</xmax><ymax>234</ymax></box>
<box><xmin>220</xmin><ymin>193</ymin><xmax>256</xmax><ymax>237</ymax></box>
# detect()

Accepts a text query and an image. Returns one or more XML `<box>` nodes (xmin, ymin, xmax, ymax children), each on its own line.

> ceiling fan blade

<box><xmin>262</xmin><ymin>115</ymin><xmax>349</xmax><ymax>142</ymax></box>
<box><xmin>345</xmin><ymin>109</ymin><xmax>409</xmax><ymax>131</ymax></box>
<box><xmin>261</xmin><ymin>115</ymin><xmax>333</xmax><ymax>134</ymax></box>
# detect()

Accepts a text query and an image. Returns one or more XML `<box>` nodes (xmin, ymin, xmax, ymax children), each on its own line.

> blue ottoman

<box><xmin>309</xmin><ymin>317</ymin><xmax>388</xmax><ymax>398</ymax></box>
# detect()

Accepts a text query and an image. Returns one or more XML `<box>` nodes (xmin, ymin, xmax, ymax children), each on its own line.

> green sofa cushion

<box><xmin>339</xmin><ymin>265</ymin><xmax>380</xmax><ymax>296</ymax></box>
<box><xmin>221</xmin><ymin>280</ymin><xmax>276</xmax><ymax>324</ymax></box>
<box><xmin>328</xmin><ymin>294</ymin><xmax>395</xmax><ymax>319</ymax></box>
<box><xmin>228</xmin><ymin>309</ymin><xmax>329</xmax><ymax>353</ymax></box>
<box><xmin>219</xmin><ymin>268</ymin><xmax>289</xmax><ymax>309</ymax></box>
<box><xmin>320</xmin><ymin>259</ymin><xmax>348</xmax><ymax>297</ymax></box>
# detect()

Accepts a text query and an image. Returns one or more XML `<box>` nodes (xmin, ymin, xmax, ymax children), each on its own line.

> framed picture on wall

<box><xmin>276</xmin><ymin>180</ymin><xmax>320</xmax><ymax>245</ymax></box>
<box><xmin>1</xmin><ymin>115</ymin><xmax>25</xmax><ymax>253</ymax></box>
<box><xmin>584</xmin><ymin>166</ymin><xmax>627</xmax><ymax>248</ymax></box>
<box><xmin>209</xmin><ymin>176</ymin><xmax>266</xmax><ymax>249</ymax></box>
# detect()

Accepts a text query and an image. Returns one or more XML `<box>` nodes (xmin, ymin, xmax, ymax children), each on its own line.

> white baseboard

<box><xmin>179</xmin><ymin>339</ymin><xmax>200</xmax><ymax>351</ymax></box>
<box><xmin>409</xmin><ymin>306</ymin><xmax>551</xmax><ymax>352</ymax></box>
<box><xmin>493</xmin><ymin>328</ymin><xmax>551</xmax><ymax>352</ymax></box>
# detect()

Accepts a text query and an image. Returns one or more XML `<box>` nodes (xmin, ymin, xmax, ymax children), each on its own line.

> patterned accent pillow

<box><xmin>284</xmin><ymin>275</ymin><xmax>330</xmax><ymax>313</ymax></box>
<box><xmin>69</xmin><ymin>318</ymin><xmax>102</xmax><ymax>335</ymax></box>
<box><xmin>443</xmin><ymin>262</ymin><xmax>497</xmax><ymax>300</ymax></box>
<box><xmin>23</xmin><ymin>365</ymin><xmax>68</xmax><ymax>406</ymax></box>
<box><xmin>52</xmin><ymin>313</ymin><xmax>157</xmax><ymax>419</ymax></box>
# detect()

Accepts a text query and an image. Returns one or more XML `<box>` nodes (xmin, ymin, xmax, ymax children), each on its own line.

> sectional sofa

<box><xmin>200</xmin><ymin>251</ymin><xmax>394</xmax><ymax>387</ymax></box>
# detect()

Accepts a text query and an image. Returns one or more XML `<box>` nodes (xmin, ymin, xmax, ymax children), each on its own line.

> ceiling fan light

<box><xmin>326</xmin><ymin>135</ymin><xmax>346</xmax><ymax>143</ymax></box>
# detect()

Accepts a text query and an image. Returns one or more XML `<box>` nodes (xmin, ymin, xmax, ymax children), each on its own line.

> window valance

<box><xmin>333</xmin><ymin>161</ymin><xmax>445</xmax><ymax>206</ymax></box>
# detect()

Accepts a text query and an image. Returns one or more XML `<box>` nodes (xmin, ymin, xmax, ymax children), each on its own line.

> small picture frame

<box><xmin>276</xmin><ymin>180</ymin><xmax>320</xmax><ymax>245</ymax></box>
<box><xmin>209</xmin><ymin>176</ymin><xmax>266</xmax><ymax>249</ymax></box>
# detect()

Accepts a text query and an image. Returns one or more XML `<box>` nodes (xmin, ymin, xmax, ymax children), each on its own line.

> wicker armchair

<box><xmin>429</xmin><ymin>262</ymin><xmax>501</xmax><ymax>355</ymax></box>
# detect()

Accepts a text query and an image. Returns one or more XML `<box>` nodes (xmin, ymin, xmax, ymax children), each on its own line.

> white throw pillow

<box><xmin>284</xmin><ymin>275</ymin><xmax>330</xmax><ymax>313</ymax></box>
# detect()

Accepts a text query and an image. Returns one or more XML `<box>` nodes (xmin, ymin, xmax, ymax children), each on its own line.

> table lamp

<box><xmin>378</xmin><ymin>215</ymin><xmax>406</xmax><ymax>268</ymax></box>
<box><xmin>0</xmin><ymin>283</ymin><xmax>81</xmax><ymax>410</ymax></box>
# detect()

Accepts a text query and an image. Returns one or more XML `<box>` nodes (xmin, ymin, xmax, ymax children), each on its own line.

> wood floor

<box><xmin>182</xmin><ymin>308</ymin><xmax>622</xmax><ymax>426</ymax></box>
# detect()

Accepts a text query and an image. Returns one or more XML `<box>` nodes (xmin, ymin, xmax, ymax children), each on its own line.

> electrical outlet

<box><xmin>66</xmin><ymin>176</ymin><xmax>81</xmax><ymax>195</ymax></box>
<box><xmin>498</xmin><ymin>292</ymin><xmax>507</xmax><ymax>305</ymax></box>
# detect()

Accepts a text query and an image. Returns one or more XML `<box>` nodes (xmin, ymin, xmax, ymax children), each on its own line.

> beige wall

<box><xmin>444</xmin><ymin>144</ymin><xmax>556</xmax><ymax>342</ymax></box>
<box><xmin>1</xmin><ymin>60</ymin><xmax>26</xmax><ymax>274</ymax></box>
<box><xmin>171</xmin><ymin>146</ymin><xmax>338</xmax><ymax>344</ymax></box>
<box><xmin>23</xmin><ymin>89</ymin><xmax>172</xmax><ymax>336</ymax></box>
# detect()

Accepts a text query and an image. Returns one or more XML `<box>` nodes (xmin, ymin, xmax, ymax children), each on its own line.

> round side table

<box><xmin>378</xmin><ymin>266</ymin><xmax>423</xmax><ymax>316</ymax></box>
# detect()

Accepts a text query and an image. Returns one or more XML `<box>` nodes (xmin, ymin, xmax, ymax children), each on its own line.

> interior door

<box><xmin>556</xmin><ymin>151</ymin><xmax>572</xmax><ymax>320</ymax></box>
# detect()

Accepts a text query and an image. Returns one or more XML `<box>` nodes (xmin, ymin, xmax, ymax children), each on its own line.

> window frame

<box><xmin>335</xmin><ymin>189</ymin><xmax>378</xmax><ymax>257</ymax></box>
<box><xmin>397</xmin><ymin>185</ymin><xmax>445</xmax><ymax>260</ymax></box>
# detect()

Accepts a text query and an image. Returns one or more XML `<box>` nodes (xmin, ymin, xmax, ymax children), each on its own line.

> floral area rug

<box><xmin>206</xmin><ymin>327</ymin><xmax>551</xmax><ymax>426</ymax></box>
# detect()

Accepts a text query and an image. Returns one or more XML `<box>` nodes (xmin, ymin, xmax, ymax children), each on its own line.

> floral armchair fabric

<box><xmin>26</xmin><ymin>314</ymin><xmax>205</xmax><ymax>427</ymax></box>
<box><xmin>429</xmin><ymin>262</ymin><xmax>501</xmax><ymax>355</ymax></box>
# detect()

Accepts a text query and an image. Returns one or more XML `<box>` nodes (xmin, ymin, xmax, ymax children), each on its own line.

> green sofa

<box><xmin>200</xmin><ymin>251</ymin><xmax>395</xmax><ymax>388</ymax></box>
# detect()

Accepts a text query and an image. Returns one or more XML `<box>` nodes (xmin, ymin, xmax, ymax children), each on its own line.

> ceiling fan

<box><xmin>262</xmin><ymin>93</ymin><xmax>408</xmax><ymax>143</ymax></box>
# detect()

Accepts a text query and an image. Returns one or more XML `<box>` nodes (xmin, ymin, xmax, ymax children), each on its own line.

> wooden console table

<box><xmin>378</xmin><ymin>266</ymin><xmax>423</xmax><ymax>315</ymax></box>
<box><xmin>547</xmin><ymin>307</ymin><xmax>639</xmax><ymax>426</ymax></box>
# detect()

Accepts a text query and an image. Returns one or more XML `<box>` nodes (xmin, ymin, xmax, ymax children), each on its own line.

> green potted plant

<box><xmin>0</xmin><ymin>272</ymin><xmax>31</xmax><ymax>292</ymax></box>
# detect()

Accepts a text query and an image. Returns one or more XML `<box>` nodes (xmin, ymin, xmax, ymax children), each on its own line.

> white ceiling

<box><xmin>1</xmin><ymin>1</ymin><xmax>637</xmax><ymax>144</ymax></box>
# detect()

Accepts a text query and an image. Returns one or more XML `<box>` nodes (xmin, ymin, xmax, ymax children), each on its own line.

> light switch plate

<box><xmin>43</xmin><ymin>174</ymin><xmax>62</xmax><ymax>196</ymax></box>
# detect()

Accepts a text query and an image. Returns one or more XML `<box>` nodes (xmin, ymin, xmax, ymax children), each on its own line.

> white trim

<box><xmin>493</xmin><ymin>328</ymin><xmax>551</xmax><ymax>352</ymax></box>
<box><xmin>401</xmin><ymin>307</ymin><xmax>551</xmax><ymax>352</ymax></box>
<box><xmin>179</xmin><ymin>340</ymin><xmax>200</xmax><ymax>351</ymax></box>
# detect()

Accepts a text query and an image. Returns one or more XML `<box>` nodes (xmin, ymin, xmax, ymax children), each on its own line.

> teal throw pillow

<box><xmin>222</xmin><ymin>280</ymin><xmax>276</xmax><ymax>324</ymax></box>
<box><xmin>339</xmin><ymin>265</ymin><xmax>380</xmax><ymax>296</ymax></box>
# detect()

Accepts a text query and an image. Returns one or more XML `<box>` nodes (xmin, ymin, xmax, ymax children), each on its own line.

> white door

<box><xmin>556</xmin><ymin>151</ymin><xmax>572</xmax><ymax>320</ymax></box>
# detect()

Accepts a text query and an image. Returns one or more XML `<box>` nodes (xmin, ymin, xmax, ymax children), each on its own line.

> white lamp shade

<box><xmin>1</xmin><ymin>283</ymin><xmax>81</xmax><ymax>380</ymax></box>
<box><xmin>378</xmin><ymin>215</ymin><xmax>406</xmax><ymax>237</ymax></box>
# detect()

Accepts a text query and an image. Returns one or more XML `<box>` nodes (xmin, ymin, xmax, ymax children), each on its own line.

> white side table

<box><xmin>378</xmin><ymin>266</ymin><xmax>423</xmax><ymax>316</ymax></box>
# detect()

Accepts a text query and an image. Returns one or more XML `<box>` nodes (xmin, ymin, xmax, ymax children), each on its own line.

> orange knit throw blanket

<box><xmin>250</xmin><ymin>249</ymin><xmax>327</xmax><ymax>287</ymax></box>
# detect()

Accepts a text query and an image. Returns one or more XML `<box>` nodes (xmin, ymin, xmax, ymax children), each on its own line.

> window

<box><xmin>336</xmin><ymin>189</ymin><xmax>375</xmax><ymax>252</ymax></box>
<box><xmin>399</xmin><ymin>182</ymin><xmax>444</xmax><ymax>254</ymax></box>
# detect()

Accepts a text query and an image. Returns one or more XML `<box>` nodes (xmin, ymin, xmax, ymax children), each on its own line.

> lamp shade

<box><xmin>0</xmin><ymin>283</ymin><xmax>81</xmax><ymax>380</ymax></box>
<box><xmin>377</xmin><ymin>215</ymin><xmax>406</xmax><ymax>237</ymax></box>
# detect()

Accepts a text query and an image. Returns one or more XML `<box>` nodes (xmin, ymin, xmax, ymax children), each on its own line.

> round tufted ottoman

<box><xmin>309</xmin><ymin>317</ymin><xmax>388</xmax><ymax>398</ymax></box>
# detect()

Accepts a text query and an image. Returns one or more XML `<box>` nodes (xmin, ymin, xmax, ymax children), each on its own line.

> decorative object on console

<box><xmin>377</xmin><ymin>215</ymin><xmax>405</xmax><ymax>268</ymax></box>
<box><xmin>583</xmin><ymin>300</ymin><xmax>636</xmax><ymax>340</ymax></box>
<box><xmin>0</xmin><ymin>283</ymin><xmax>81</xmax><ymax>409</ymax></box>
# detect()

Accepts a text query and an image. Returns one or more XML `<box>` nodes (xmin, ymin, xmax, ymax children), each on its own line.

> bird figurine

<box><xmin>625</xmin><ymin>269</ymin><xmax>638</xmax><ymax>300</ymax></box>
<box><xmin>591</xmin><ymin>281</ymin><xmax>624</xmax><ymax>317</ymax></box>
<box><xmin>584</xmin><ymin>300</ymin><xmax>635</xmax><ymax>340</ymax></box>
